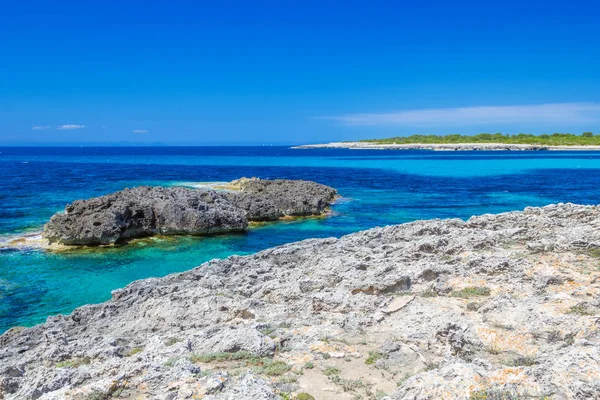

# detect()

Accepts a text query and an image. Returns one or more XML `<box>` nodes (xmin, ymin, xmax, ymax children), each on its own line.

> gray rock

<box><xmin>224</xmin><ymin>177</ymin><xmax>338</xmax><ymax>221</ymax></box>
<box><xmin>2</xmin><ymin>203</ymin><xmax>600</xmax><ymax>399</ymax></box>
<box><xmin>204</xmin><ymin>373</ymin><xmax>279</xmax><ymax>400</ymax></box>
<box><xmin>192</xmin><ymin>326</ymin><xmax>276</xmax><ymax>356</ymax></box>
<box><xmin>42</xmin><ymin>178</ymin><xmax>337</xmax><ymax>245</ymax></box>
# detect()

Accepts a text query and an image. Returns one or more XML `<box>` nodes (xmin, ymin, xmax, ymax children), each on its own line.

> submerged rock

<box><xmin>3</xmin><ymin>203</ymin><xmax>600</xmax><ymax>399</ymax></box>
<box><xmin>42</xmin><ymin>178</ymin><xmax>337</xmax><ymax>245</ymax></box>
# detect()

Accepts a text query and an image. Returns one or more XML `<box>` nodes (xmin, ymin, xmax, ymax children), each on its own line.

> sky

<box><xmin>1</xmin><ymin>0</ymin><xmax>599</xmax><ymax>145</ymax></box>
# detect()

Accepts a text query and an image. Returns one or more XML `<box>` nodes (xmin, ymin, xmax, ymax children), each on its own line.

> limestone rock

<box><xmin>2</xmin><ymin>203</ymin><xmax>600</xmax><ymax>399</ymax></box>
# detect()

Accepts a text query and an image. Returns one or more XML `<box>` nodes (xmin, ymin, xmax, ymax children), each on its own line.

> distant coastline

<box><xmin>293</xmin><ymin>142</ymin><xmax>600</xmax><ymax>151</ymax></box>
<box><xmin>294</xmin><ymin>133</ymin><xmax>600</xmax><ymax>151</ymax></box>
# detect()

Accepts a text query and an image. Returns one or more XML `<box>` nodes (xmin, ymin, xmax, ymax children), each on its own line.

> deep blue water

<box><xmin>1</xmin><ymin>146</ymin><xmax>600</xmax><ymax>333</ymax></box>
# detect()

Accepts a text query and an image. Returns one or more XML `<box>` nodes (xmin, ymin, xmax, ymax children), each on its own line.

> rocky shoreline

<box><xmin>293</xmin><ymin>142</ymin><xmax>600</xmax><ymax>151</ymax></box>
<box><xmin>42</xmin><ymin>178</ymin><xmax>337</xmax><ymax>246</ymax></box>
<box><xmin>1</xmin><ymin>203</ymin><xmax>599</xmax><ymax>399</ymax></box>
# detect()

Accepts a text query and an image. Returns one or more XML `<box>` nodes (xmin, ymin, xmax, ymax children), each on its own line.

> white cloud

<box><xmin>133</xmin><ymin>129</ymin><xmax>149</xmax><ymax>133</ymax></box>
<box><xmin>322</xmin><ymin>103</ymin><xmax>600</xmax><ymax>127</ymax></box>
<box><xmin>32</xmin><ymin>125</ymin><xmax>51</xmax><ymax>130</ymax></box>
<box><xmin>57</xmin><ymin>124</ymin><xmax>87</xmax><ymax>130</ymax></box>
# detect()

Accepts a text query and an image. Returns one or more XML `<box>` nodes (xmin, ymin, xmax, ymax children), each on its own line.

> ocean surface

<box><xmin>2</xmin><ymin>146</ymin><xmax>600</xmax><ymax>333</ymax></box>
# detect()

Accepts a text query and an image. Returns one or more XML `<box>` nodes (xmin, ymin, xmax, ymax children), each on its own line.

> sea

<box><xmin>1</xmin><ymin>146</ymin><xmax>600</xmax><ymax>333</ymax></box>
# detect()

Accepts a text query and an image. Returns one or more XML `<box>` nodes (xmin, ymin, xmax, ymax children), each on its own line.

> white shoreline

<box><xmin>292</xmin><ymin>142</ymin><xmax>600</xmax><ymax>151</ymax></box>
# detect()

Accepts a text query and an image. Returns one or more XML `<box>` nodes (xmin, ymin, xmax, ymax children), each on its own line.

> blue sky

<box><xmin>1</xmin><ymin>0</ymin><xmax>599</xmax><ymax>145</ymax></box>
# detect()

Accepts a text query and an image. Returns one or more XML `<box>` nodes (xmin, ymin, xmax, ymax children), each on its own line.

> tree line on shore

<box><xmin>362</xmin><ymin>132</ymin><xmax>598</xmax><ymax>145</ymax></box>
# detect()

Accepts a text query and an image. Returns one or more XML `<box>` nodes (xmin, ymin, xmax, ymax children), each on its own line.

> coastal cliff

<box><xmin>2</xmin><ymin>204</ymin><xmax>599</xmax><ymax>399</ymax></box>
<box><xmin>42</xmin><ymin>178</ymin><xmax>337</xmax><ymax>246</ymax></box>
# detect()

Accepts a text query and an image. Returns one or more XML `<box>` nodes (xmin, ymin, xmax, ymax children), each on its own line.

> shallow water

<box><xmin>1</xmin><ymin>146</ymin><xmax>600</xmax><ymax>332</ymax></box>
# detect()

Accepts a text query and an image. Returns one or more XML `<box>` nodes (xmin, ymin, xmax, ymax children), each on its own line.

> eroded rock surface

<box><xmin>42</xmin><ymin>178</ymin><xmax>337</xmax><ymax>245</ymax></box>
<box><xmin>3</xmin><ymin>203</ymin><xmax>600</xmax><ymax>399</ymax></box>
<box><xmin>224</xmin><ymin>178</ymin><xmax>338</xmax><ymax>221</ymax></box>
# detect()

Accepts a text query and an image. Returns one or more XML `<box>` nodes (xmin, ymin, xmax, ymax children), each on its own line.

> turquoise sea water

<box><xmin>2</xmin><ymin>146</ymin><xmax>600</xmax><ymax>333</ymax></box>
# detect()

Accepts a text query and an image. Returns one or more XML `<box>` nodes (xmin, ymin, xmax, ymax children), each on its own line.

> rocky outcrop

<box><xmin>223</xmin><ymin>178</ymin><xmax>338</xmax><ymax>221</ymax></box>
<box><xmin>42</xmin><ymin>178</ymin><xmax>337</xmax><ymax>246</ymax></box>
<box><xmin>3</xmin><ymin>203</ymin><xmax>600</xmax><ymax>399</ymax></box>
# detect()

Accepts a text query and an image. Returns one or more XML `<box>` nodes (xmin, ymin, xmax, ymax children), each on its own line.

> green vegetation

<box><xmin>281</xmin><ymin>394</ymin><xmax>316</xmax><ymax>400</ymax></box>
<box><xmin>322</xmin><ymin>366</ymin><xmax>367</xmax><ymax>392</ymax></box>
<box><xmin>56</xmin><ymin>360</ymin><xmax>76</xmax><ymax>368</ymax></box>
<box><xmin>303</xmin><ymin>361</ymin><xmax>314</xmax><ymax>369</ymax></box>
<box><xmin>580</xmin><ymin>247</ymin><xmax>600</xmax><ymax>259</ymax></box>
<box><xmin>323</xmin><ymin>366</ymin><xmax>341</xmax><ymax>377</ymax></box>
<box><xmin>365</xmin><ymin>351</ymin><xmax>384</xmax><ymax>365</ymax></box>
<box><xmin>254</xmin><ymin>360</ymin><xmax>291</xmax><ymax>376</ymax></box>
<box><xmin>564</xmin><ymin>333</ymin><xmax>575</xmax><ymax>346</ymax></box>
<box><xmin>278</xmin><ymin>375</ymin><xmax>298</xmax><ymax>384</ymax></box>
<box><xmin>56</xmin><ymin>357</ymin><xmax>91</xmax><ymax>368</ymax></box>
<box><xmin>163</xmin><ymin>357</ymin><xmax>179</xmax><ymax>367</ymax></box>
<box><xmin>190</xmin><ymin>351</ymin><xmax>256</xmax><ymax>363</ymax></box>
<box><xmin>128</xmin><ymin>347</ymin><xmax>143</xmax><ymax>356</ymax></box>
<box><xmin>396</xmin><ymin>372</ymin><xmax>412</xmax><ymax>387</ymax></box>
<box><xmin>451</xmin><ymin>286</ymin><xmax>491</xmax><ymax>298</ymax></box>
<box><xmin>469</xmin><ymin>389</ymin><xmax>520</xmax><ymax>400</ymax></box>
<box><xmin>419</xmin><ymin>289</ymin><xmax>438</xmax><ymax>298</ymax></box>
<box><xmin>361</xmin><ymin>132</ymin><xmax>598</xmax><ymax>146</ymax></box>
<box><xmin>190</xmin><ymin>351</ymin><xmax>291</xmax><ymax>376</ymax></box>
<box><xmin>259</xmin><ymin>326</ymin><xmax>277</xmax><ymax>336</ymax></box>
<box><xmin>329</xmin><ymin>375</ymin><xmax>366</xmax><ymax>392</ymax></box>
<box><xmin>296</xmin><ymin>393</ymin><xmax>316</xmax><ymax>400</ymax></box>
<box><xmin>488</xmin><ymin>343</ymin><xmax>501</xmax><ymax>355</ymax></box>
<box><xmin>567</xmin><ymin>304</ymin><xmax>595</xmax><ymax>316</ymax></box>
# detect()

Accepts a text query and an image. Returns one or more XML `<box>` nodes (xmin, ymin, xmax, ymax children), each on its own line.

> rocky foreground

<box><xmin>2</xmin><ymin>203</ymin><xmax>600</xmax><ymax>399</ymax></box>
<box><xmin>42</xmin><ymin>178</ymin><xmax>337</xmax><ymax>246</ymax></box>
